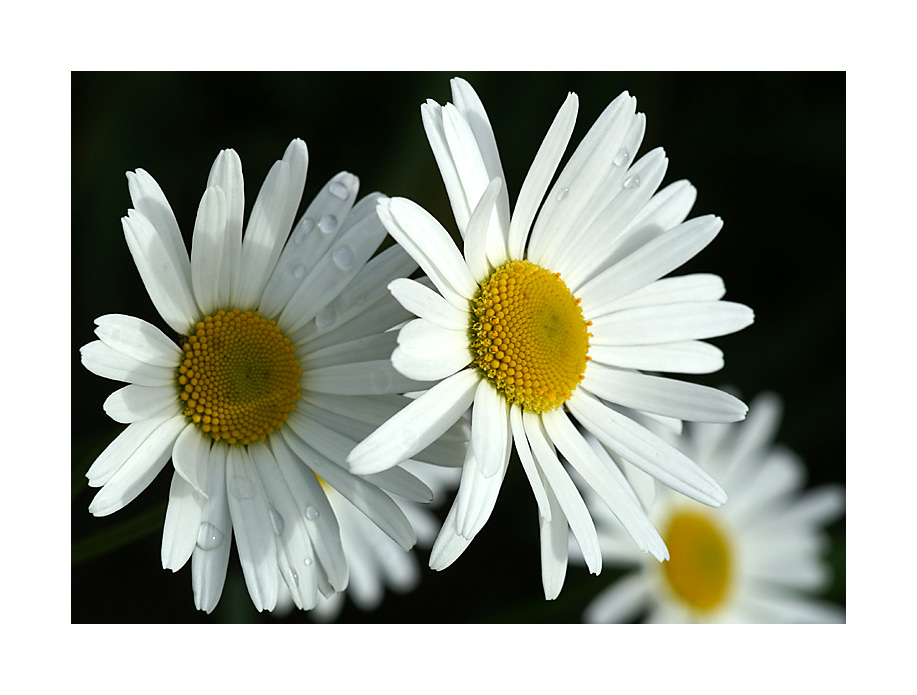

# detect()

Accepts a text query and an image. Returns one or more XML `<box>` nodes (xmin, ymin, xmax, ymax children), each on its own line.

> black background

<box><xmin>72</xmin><ymin>72</ymin><xmax>845</xmax><ymax>623</ymax></box>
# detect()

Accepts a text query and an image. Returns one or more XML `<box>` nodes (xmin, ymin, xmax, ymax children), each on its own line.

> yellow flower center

<box><xmin>660</xmin><ymin>509</ymin><xmax>734</xmax><ymax>614</ymax></box>
<box><xmin>469</xmin><ymin>260</ymin><xmax>591</xmax><ymax>413</ymax></box>
<box><xmin>177</xmin><ymin>308</ymin><xmax>303</xmax><ymax>446</ymax></box>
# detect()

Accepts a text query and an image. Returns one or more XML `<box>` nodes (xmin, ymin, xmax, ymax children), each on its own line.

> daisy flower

<box><xmin>79</xmin><ymin>139</ymin><xmax>467</xmax><ymax>613</ymax></box>
<box><xmin>580</xmin><ymin>393</ymin><xmax>845</xmax><ymax>623</ymax></box>
<box><xmin>347</xmin><ymin>78</ymin><xmax>754</xmax><ymax>599</ymax></box>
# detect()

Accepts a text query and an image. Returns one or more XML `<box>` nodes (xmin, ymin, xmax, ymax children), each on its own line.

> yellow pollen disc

<box><xmin>660</xmin><ymin>509</ymin><xmax>734</xmax><ymax>613</ymax></box>
<box><xmin>469</xmin><ymin>260</ymin><xmax>591</xmax><ymax>413</ymax></box>
<box><xmin>176</xmin><ymin>308</ymin><xmax>302</xmax><ymax>446</ymax></box>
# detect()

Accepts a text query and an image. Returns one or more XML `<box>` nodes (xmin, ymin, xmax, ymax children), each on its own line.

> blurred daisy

<box><xmin>276</xmin><ymin>462</ymin><xmax>460</xmax><ymax>620</ymax></box>
<box><xmin>80</xmin><ymin>139</ymin><xmax>466</xmax><ymax>613</ymax></box>
<box><xmin>348</xmin><ymin>78</ymin><xmax>754</xmax><ymax>599</ymax></box>
<box><xmin>580</xmin><ymin>393</ymin><xmax>845</xmax><ymax>623</ymax></box>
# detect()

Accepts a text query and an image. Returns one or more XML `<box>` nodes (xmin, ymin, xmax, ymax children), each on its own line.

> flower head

<box><xmin>347</xmin><ymin>78</ymin><xmax>754</xmax><ymax>599</ymax></box>
<box><xmin>579</xmin><ymin>393</ymin><xmax>845</xmax><ymax>623</ymax></box>
<box><xmin>80</xmin><ymin>139</ymin><xmax>467</xmax><ymax>613</ymax></box>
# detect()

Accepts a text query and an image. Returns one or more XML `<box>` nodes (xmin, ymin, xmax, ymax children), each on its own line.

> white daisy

<box><xmin>347</xmin><ymin>78</ymin><xmax>754</xmax><ymax>599</ymax></box>
<box><xmin>79</xmin><ymin>139</ymin><xmax>467</xmax><ymax>613</ymax></box>
<box><xmin>580</xmin><ymin>393</ymin><xmax>845</xmax><ymax>623</ymax></box>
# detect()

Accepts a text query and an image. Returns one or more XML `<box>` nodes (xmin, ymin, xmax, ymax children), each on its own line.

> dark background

<box><xmin>72</xmin><ymin>72</ymin><xmax>845</xmax><ymax>623</ymax></box>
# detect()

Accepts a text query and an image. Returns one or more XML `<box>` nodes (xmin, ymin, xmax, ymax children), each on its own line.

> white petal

<box><xmin>122</xmin><ymin>209</ymin><xmax>198</xmax><ymax>334</ymax></box>
<box><xmin>103</xmin><ymin>384</ymin><xmax>179</xmax><ymax>424</ymax></box>
<box><xmin>93</xmin><ymin>314</ymin><xmax>182</xmax><ymax>367</ymax></box>
<box><xmin>126</xmin><ymin>168</ymin><xmax>190</xmax><ymax>287</ymax></box>
<box><xmin>523</xmin><ymin>410</ymin><xmax>601</xmax><ymax>575</ymax></box>
<box><xmin>225</xmin><ymin>446</ymin><xmax>279</xmax><ymax>612</ymax></box>
<box><xmin>283</xmin><ymin>430</ymin><xmax>416</xmax><ymax>551</ymax></box>
<box><xmin>301</xmin><ymin>331</ymin><xmax>398</xmax><ymax>371</ymax></box>
<box><xmin>556</xmin><ymin>147</ymin><xmax>670</xmax><ymax>290</ymax></box>
<box><xmin>378</xmin><ymin>197</ymin><xmax>477</xmax><ymax>308</ymax></box>
<box><xmin>602</xmin><ymin>179</ymin><xmax>698</xmax><ymax>269</ymax></box>
<box><xmin>596</xmin><ymin>273</ymin><xmax>726</xmax><ymax>315</ymax></box>
<box><xmin>463</xmin><ymin>176</ymin><xmax>505</xmax><ymax>280</ymax></box>
<box><xmin>260</xmin><ymin>173</ymin><xmax>362</xmax><ymax>318</ymax></box>
<box><xmin>287</xmin><ymin>411</ymin><xmax>359</xmax><ymax>470</ymax></box>
<box><xmin>442</xmin><ymin>103</ymin><xmax>494</xmax><ymax>235</ymax></box>
<box><xmin>450</xmin><ymin>77</ymin><xmax>511</xmax><ymax>235</ymax></box>
<box><xmin>577</xmin><ymin>215</ymin><xmax>723</xmax><ymax>317</ymax></box>
<box><xmin>528</xmin><ymin>92</ymin><xmax>639</xmax><ymax>267</ymax></box>
<box><xmin>583</xmin><ymin>573</ymin><xmax>649</xmax><ymax>623</ymax></box>
<box><xmin>362</xmin><ymin>466</ymin><xmax>434</xmax><ymax>504</ymax></box>
<box><xmin>388</xmin><ymin>277</ymin><xmax>470</xmax><ymax>329</ymax></box>
<box><xmin>567</xmin><ymin>389</ymin><xmax>726</xmax><ymax>506</ymax></box>
<box><xmin>539</xmin><ymin>483</ymin><xmax>569</xmax><ymax>600</ymax></box>
<box><xmin>428</xmin><ymin>500</ymin><xmax>473</xmax><ymax>571</ymax></box>
<box><xmin>541</xmin><ymin>407</ymin><xmax>667</xmax><ymax>561</ymax></box>
<box><xmin>583</xmin><ymin>365</ymin><xmax>748</xmax><ymax>423</ymax></box>
<box><xmin>589</xmin><ymin>341</ymin><xmax>724</xmax><ymax>375</ymax></box>
<box><xmin>161</xmin><ymin>469</ymin><xmax>205</xmax><ymax>572</ymax></box>
<box><xmin>508</xmin><ymin>92</ymin><xmax>578</xmax><ymax>260</ymax></box>
<box><xmin>80</xmin><ymin>340</ymin><xmax>175</xmax><ymax>386</ymax></box>
<box><xmin>589</xmin><ymin>301</ymin><xmax>755</xmax><ymax>346</ymax></box>
<box><xmin>471</xmin><ymin>379</ymin><xmax>511</xmax><ymax>478</ymax></box>
<box><xmin>391</xmin><ymin>319</ymin><xmax>471</xmax><ymax>381</ymax></box>
<box><xmin>86</xmin><ymin>405</ymin><xmax>178</xmax><ymax>486</ymax></box>
<box><xmin>277</xmin><ymin>194</ymin><xmax>389</xmax><ymax>334</ymax></box>
<box><xmin>192</xmin><ymin>444</ymin><xmax>232</xmax><ymax>613</ymax></box>
<box><xmin>88</xmin><ymin>415</ymin><xmax>186</xmax><ymax>516</ymax></box>
<box><xmin>270</xmin><ymin>436</ymin><xmax>348</xmax><ymax>591</ymax></box>
<box><xmin>304</xmin><ymin>359</ymin><xmax>429</xmax><ymax>397</ymax></box>
<box><xmin>510</xmin><ymin>405</ymin><xmax>552</xmax><ymax>522</ymax></box>
<box><xmin>454</xmin><ymin>443</ymin><xmax>510</xmax><ymax>540</ymax></box>
<box><xmin>205</xmin><ymin>149</ymin><xmax>244</xmax><ymax>307</ymax></box>
<box><xmin>171</xmin><ymin>422</ymin><xmax>210</xmax><ymax>497</ymax></box>
<box><xmin>233</xmin><ymin>139</ymin><xmax>308</xmax><ymax>308</ymax></box>
<box><xmin>190</xmin><ymin>186</ymin><xmax>228</xmax><ymax>316</ymax></box>
<box><xmin>347</xmin><ymin>368</ymin><xmax>480</xmax><ymax>475</ymax></box>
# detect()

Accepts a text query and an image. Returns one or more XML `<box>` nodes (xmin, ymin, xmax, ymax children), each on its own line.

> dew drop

<box><xmin>196</xmin><ymin>522</ymin><xmax>224</xmax><ymax>550</ymax></box>
<box><xmin>315</xmin><ymin>306</ymin><xmax>336</xmax><ymax>331</ymax></box>
<box><xmin>292</xmin><ymin>264</ymin><xmax>307</xmax><ymax>280</ymax></box>
<box><xmin>613</xmin><ymin>148</ymin><xmax>630</xmax><ymax>167</ymax></box>
<box><xmin>291</xmin><ymin>569</ymin><xmax>300</xmax><ymax>587</ymax></box>
<box><xmin>623</xmin><ymin>175</ymin><xmax>641</xmax><ymax>190</ymax></box>
<box><xmin>328</xmin><ymin>181</ymin><xmax>350</xmax><ymax>200</ymax></box>
<box><xmin>269</xmin><ymin>506</ymin><xmax>285</xmax><ymax>536</ymax></box>
<box><xmin>293</xmin><ymin>218</ymin><xmax>315</xmax><ymax>244</ymax></box>
<box><xmin>305</xmin><ymin>506</ymin><xmax>320</xmax><ymax>521</ymax></box>
<box><xmin>556</xmin><ymin>187</ymin><xmax>569</xmax><ymax>202</ymax></box>
<box><xmin>332</xmin><ymin>246</ymin><xmax>355</xmax><ymax>271</ymax></box>
<box><xmin>304</xmin><ymin>557</ymin><xmax>314</xmax><ymax>567</ymax></box>
<box><xmin>229</xmin><ymin>476</ymin><xmax>254</xmax><ymax>500</ymax></box>
<box><xmin>318</xmin><ymin>214</ymin><xmax>339</xmax><ymax>235</ymax></box>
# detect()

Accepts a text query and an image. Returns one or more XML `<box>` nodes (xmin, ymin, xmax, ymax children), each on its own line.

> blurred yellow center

<box><xmin>177</xmin><ymin>308</ymin><xmax>302</xmax><ymax>446</ymax></box>
<box><xmin>661</xmin><ymin>509</ymin><xmax>734</xmax><ymax>613</ymax></box>
<box><xmin>469</xmin><ymin>260</ymin><xmax>591</xmax><ymax>413</ymax></box>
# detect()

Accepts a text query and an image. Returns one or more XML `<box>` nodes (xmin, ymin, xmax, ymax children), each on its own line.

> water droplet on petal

<box><xmin>613</xmin><ymin>148</ymin><xmax>630</xmax><ymax>167</ymax></box>
<box><xmin>229</xmin><ymin>476</ymin><xmax>254</xmax><ymax>500</ymax></box>
<box><xmin>332</xmin><ymin>246</ymin><xmax>355</xmax><ymax>271</ymax></box>
<box><xmin>315</xmin><ymin>306</ymin><xmax>336</xmax><ymax>331</ymax></box>
<box><xmin>623</xmin><ymin>175</ymin><xmax>641</xmax><ymax>190</ymax></box>
<box><xmin>318</xmin><ymin>214</ymin><xmax>339</xmax><ymax>235</ymax></box>
<box><xmin>556</xmin><ymin>187</ymin><xmax>569</xmax><ymax>202</ymax></box>
<box><xmin>305</xmin><ymin>506</ymin><xmax>320</xmax><ymax>521</ymax></box>
<box><xmin>328</xmin><ymin>181</ymin><xmax>350</xmax><ymax>200</ymax></box>
<box><xmin>291</xmin><ymin>569</ymin><xmax>300</xmax><ymax>587</ymax></box>
<box><xmin>304</xmin><ymin>557</ymin><xmax>314</xmax><ymax>567</ymax></box>
<box><xmin>293</xmin><ymin>218</ymin><xmax>315</xmax><ymax>244</ymax></box>
<box><xmin>196</xmin><ymin>522</ymin><xmax>224</xmax><ymax>550</ymax></box>
<box><xmin>292</xmin><ymin>264</ymin><xmax>307</xmax><ymax>280</ymax></box>
<box><xmin>269</xmin><ymin>506</ymin><xmax>285</xmax><ymax>536</ymax></box>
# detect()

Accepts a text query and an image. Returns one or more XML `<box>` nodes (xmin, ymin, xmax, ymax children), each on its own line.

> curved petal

<box><xmin>454</xmin><ymin>443</ymin><xmax>510</xmax><ymax>540</ymax></box>
<box><xmin>94</xmin><ymin>314</ymin><xmax>183</xmax><ymax>367</ymax></box>
<box><xmin>387</xmin><ymin>277</ymin><xmax>470</xmax><ymax>330</ymax></box>
<box><xmin>86</xmin><ymin>404</ymin><xmax>178</xmax><ymax>487</ymax></box>
<box><xmin>589</xmin><ymin>301</ymin><xmax>755</xmax><ymax>346</ymax></box>
<box><xmin>191</xmin><ymin>444</ymin><xmax>232</xmax><ymax>613</ymax></box>
<box><xmin>126</xmin><ymin>168</ymin><xmax>190</xmax><ymax>287</ymax></box>
<box><xmin>589</xmin><ymin>341</ymin><xmax>724</xmax><ymax>375</ymax></box>
<box><xmin>122</xmin><ymin>209</ymin><xmax>198</xmax><ymax>334</ymax></box>
<box><xmin>80</xmin><ymin>340</ymin><xmax>175</xmax><ymax>387</ymax></box>
<box><xmin>510</xmin><ymin>405</ymin><xmax>551</xmax><ymax>522</ymax></box>
<box><xmin>463</xmin><ymin>177</ymin><xmax>505</xmax><ymax>281</ymax></box>
<box><xmin>205</xmin><ymin>148</ymin><xmax>244</xmax><ymax>307</ymax></box>
<box><xmin>190</xmin><ymin>186</ymin><xmax>229</xmax><ymax>316</ymax></box>
<box><xmin>539</xmin><ymin>482</ymin><xmax>569</xmax><ymax>600</ymax></box>
<box><xmin>471</xmin><ymin>379</ymin><xmax>511</xmax><ymax>478</ymax></box>
<box><xmin>171</xmin><ymin>422</ymin><xmax>210</xmax><ymax>497</ymax></box>
<box><xmin>103</xmin><ymin>384</ymin><xmax>179</xmax><ymax>424</ymax></box>
<box><xmin>161</xmin><ymin>468</ymin><xmax>205</xmax><ymax>572</ymax></box>
<box><xmin>347</xmin><ymin>368</ymin><xmax>480</xmax><ymax>475</ymax></box>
